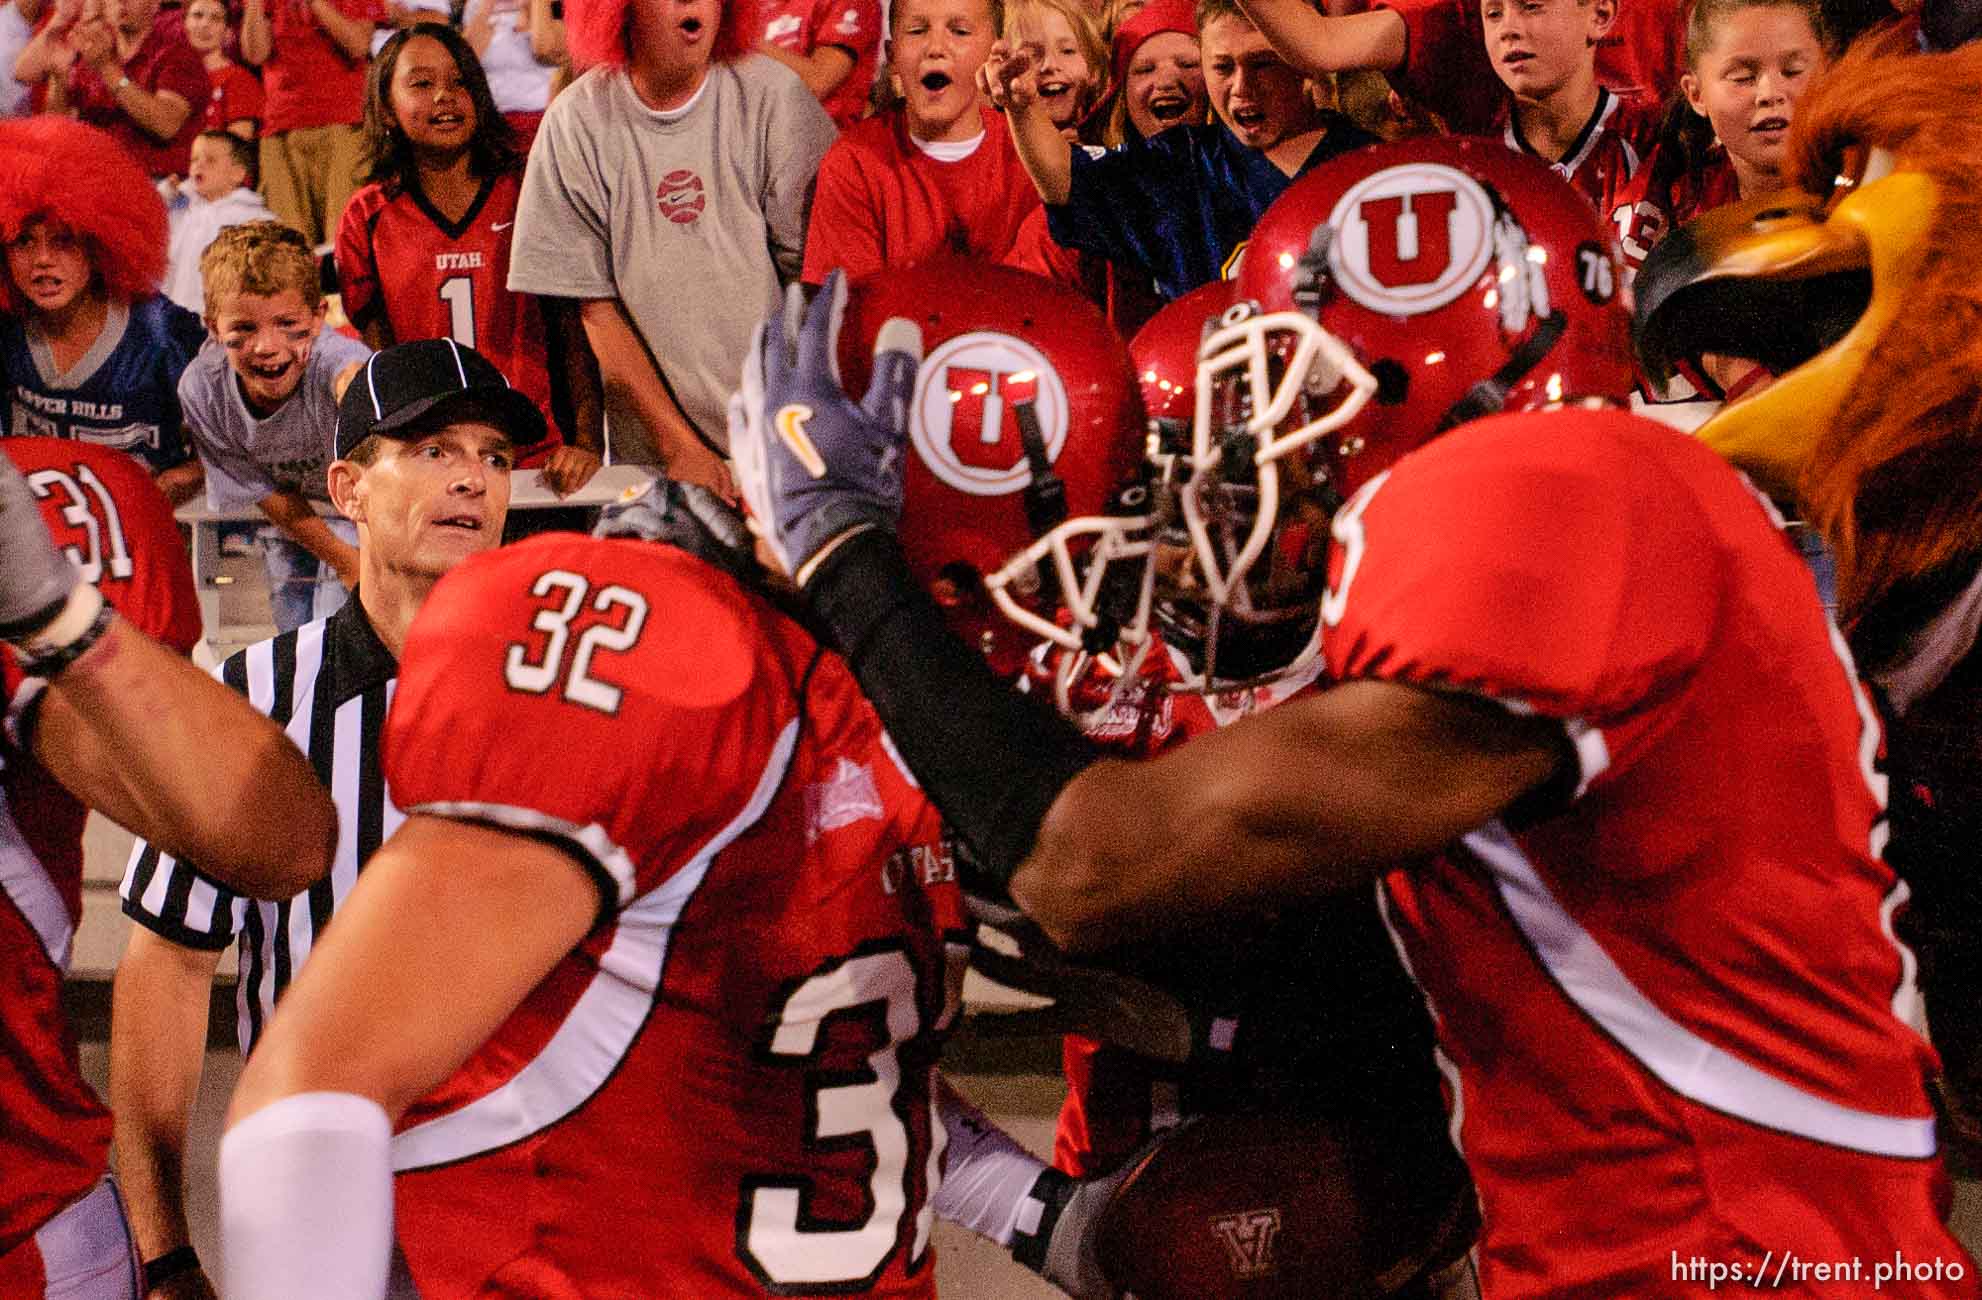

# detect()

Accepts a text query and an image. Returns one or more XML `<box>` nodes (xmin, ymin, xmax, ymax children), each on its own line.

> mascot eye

<box><xmin>1821</xmin><ymin>141</ymin><xmax>1871</xmax><ymax>208</ymax></box>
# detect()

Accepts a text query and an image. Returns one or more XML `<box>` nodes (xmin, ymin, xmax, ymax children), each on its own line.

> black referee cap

<box><xmin>336</xmin><ymin>339</ymin><xmax>546</xmax><ymax>460</ymax></box>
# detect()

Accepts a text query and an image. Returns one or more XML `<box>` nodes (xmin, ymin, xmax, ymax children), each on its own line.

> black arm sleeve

<box><xmin>803</xmin><ymin>528</ymin><xmax>1101</xmax><ymax>888</ymax></box>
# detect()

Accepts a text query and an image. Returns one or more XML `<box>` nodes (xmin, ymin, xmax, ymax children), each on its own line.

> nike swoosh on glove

<box><xmin>729</xmin><ymin>268</ymin><xmax>922</xmax><ymax>586</ymax></box>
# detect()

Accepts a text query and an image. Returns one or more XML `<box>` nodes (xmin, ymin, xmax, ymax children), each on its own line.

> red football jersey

<box><xmin>382</xmin><ymin>534</ymin><xmax>967</xmax><ymax>1298</ymax></box>
<box><xmin>335</xmin><ymin>170</ymin><xmax>559</xmax><ymax>466</ymax></box>
<box><xmin>1321</xmin><ymin>410</ymin><xmax>1972</xmax><ymax>1297</ymax></box>
<box><xmin>763</xmin><ymin>0</ymin><xmax>882</xmax><ymax>130</ymax></box>
<box><xmin>0</xmin><ymin>438</ymin><xmax>199</xmax><ymax>1257</ymax></box>
<box><xmin>802</xmin><ymin>107</ymin><xmax>1047</xmax><ymax>286</ymax></box>
<box><xmin>1501</xmin><ymin>86</ymin><xmax>1660</xmax><ymax>212</ymax></box>
<box><xmin>1381</xmin><ymin>0</ymin><xmax>1683</xmax><ymax>133</ymax></box>
<box><xmin>1609</xmin><ymin>142</ymin><xmax>1742</xmax><ymax>275</ymax></box>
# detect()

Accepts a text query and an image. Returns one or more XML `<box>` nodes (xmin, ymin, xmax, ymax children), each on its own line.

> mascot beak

<box><xmin>1632</xmin><ymin>157</ymin><xmax>1936</xmax><ymax>500</ymax></box>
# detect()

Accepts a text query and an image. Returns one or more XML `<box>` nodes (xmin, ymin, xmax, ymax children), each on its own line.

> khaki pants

<box><xmin>260</xmin><ymin>122</ymin><xmax>368</xmax><ymax>249</ymax></box>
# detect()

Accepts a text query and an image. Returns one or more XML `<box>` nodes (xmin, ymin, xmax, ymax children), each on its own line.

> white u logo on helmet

<box><xmin>910</xmin><ymin>332</ymin><xmax>1070</xmax><ymax>496</ymax></box>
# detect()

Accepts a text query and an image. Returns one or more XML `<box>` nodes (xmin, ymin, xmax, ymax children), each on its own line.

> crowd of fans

<box><xmin>0</xmin><ymin>0</ymin><xmax>1933</xmax><ymax>625</ymax></box>
<box><xmin>0</xmin><ymin>0</ymin><xmax>1969</xmax><ymax>1294</ymax></box>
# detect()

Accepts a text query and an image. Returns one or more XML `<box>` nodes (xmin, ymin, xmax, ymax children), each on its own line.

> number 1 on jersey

<box><xmin>439</xmin><ymin>275</ymin><xmax>477</xmax><ymax>349</ymax></box>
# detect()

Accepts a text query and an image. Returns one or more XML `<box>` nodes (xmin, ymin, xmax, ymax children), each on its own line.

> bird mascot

<box><xmin>1634</xmin><ymin>32</ymin><xmax>1982</xmax><ymax>1154</ymax></box>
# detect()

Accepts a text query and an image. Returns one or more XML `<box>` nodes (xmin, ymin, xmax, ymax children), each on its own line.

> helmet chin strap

<box><xmin>1015</xmin><ymin>399</ymin><xmax>1068</xmax><ymax>537</ymax></box>
<box><xmin>1014</xmin><ymin>398</ymin><xmax>1071</xmax><ymax>604</ymax></box>
<box><xmin>1432</xmin><ymin>309</ymin><xmax>1569</xmax><ymax>434</ymax></box>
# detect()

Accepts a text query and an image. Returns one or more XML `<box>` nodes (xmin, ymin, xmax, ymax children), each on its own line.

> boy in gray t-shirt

<box><xmin>507</xmin><ymin>0</ymin><xmax>835</xmax><ymax>499</ymax></box>
<box><xmin>180</xmin><ymin>222</ymin><xmax>372</xmax><ymax>631</ymax></box>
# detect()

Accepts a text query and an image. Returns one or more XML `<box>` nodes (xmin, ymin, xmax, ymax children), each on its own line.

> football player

<box><xmin>957</xmin><ymin>280</ymin><xmax>1478</xmax><ymax>1300</ymax></box>
<box><xmin>213</xmin><ymin>264</ymin><xmax>1145</xmax><ymax>1299</ymax></box>
<box><xmin>0</xmin><ymin>439</ymin><xmax>333</xmax><ymax>1299</ymax></box>
<box><xmin>735</xmin><ymin>138</ymin><xmax>1976</xmax><ymax>1297</ymax></box>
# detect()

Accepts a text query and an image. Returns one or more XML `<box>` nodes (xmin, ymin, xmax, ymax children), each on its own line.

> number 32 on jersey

<box><xmin>503</xmin><ymin>569</ymin><xmax>650</xmax><ymax>714</ymax></box>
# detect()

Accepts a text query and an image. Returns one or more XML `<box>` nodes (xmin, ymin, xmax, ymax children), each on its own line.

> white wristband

<box><xmin>931</xmin><ymin>1084</ymin><xmax>1050</xmax><ymax>1248</ymax></box>
<box><xmin>17</xmin><ymin>583</ymin><xmax>102</xmax><ymax>655</ymax></box>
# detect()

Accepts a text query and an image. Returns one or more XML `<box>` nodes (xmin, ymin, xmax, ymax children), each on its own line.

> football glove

<box><xmin>1013</xmin><ymin>1127</ymin><xmax>1184</xmax><ymax>1300</ymax></box>
<box><xmin>593</xmin><ymin>475</ymin><xmax>759</xmax><ymax>583</ymax></box>
<box><xmin>728</xmin><ymin>269</ymin><xmax>921</xmax><ymax>587</ymax></box>
<box><xmin>967</xmin><ymin>894</ymin><xmax>1208</xmax><ymax>1066</ymax></box>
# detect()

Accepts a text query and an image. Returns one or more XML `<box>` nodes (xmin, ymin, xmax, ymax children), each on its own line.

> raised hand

<box><xmin>977</xmin><ymin>38</ymin><xmax>1041</xmax><ymax>113</ymax></box>
<box><xmin>728</xmin><ymin>269</ymin><xmax>921</xmax><ymax>586</ymax></box>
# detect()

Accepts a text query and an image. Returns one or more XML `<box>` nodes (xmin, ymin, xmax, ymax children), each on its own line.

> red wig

<box><xmin>0</xmin><ymin>117</ymin><xmax>167</xmax><ymax>314</ymax></box>
<box><xmin>568</xmin><ymin>0</ymin><xmax>762</xmax><ymax>71</ymax></box>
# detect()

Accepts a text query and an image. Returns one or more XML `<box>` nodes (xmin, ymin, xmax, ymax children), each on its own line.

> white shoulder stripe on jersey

<box><xmin>1562</xmin><ymin>718</ymin><xmax>1611</xmax><ymax>798</ymax></box>
<box><xmin>390</xmin><ymin>718</ymin><xmax>801</xmax><ymax>1172</ymax></box>
<box><xmin>407</xmin><ymin>801</ymin><xmax>643</xmax><ymax>906</ymax></box>
<box><xmin>1470</xmin><ymin>822</ymin><xmax>1937</xmax><ymax>1158</ymax></box>
<box><xmin>1</xmin><ymin>800</ymin><xmax>74</xmax><ymax>970</ymax></box>
<box><xmin>1470</xmin><ymin>694</ymin><xmax>1611</xmax><ymax>799</ymax></box>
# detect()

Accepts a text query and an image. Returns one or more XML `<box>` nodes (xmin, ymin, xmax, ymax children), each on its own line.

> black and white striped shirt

<box><xmin>120</xmin><ymin>597</ymin><xmax>403</xmax><ymax>1053</ymax></box>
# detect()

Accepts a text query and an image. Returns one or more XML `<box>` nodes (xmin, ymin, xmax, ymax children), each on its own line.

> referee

<box><xmin>109</xmin><ymin>341</ymin><xmax>532</xmax><ymax>1300</ymax></box>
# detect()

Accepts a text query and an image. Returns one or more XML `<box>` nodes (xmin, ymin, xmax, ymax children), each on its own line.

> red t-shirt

<box><xmin>1379</xmin><ymin>0</ymin><xmax>1683</xmax><ymax>132</ymax></box>
<box><xmin>382</xmin><ymin>535</ymin><xmax>965</xmax><ymax>1298</ymax></box>
<box><xmin>762</xmin><ymin>0</ymin><xmax>881</xmax><ymax>130</ymax></box>
<box><xmin>66</xmin><ymin>14</ymin><xmax>210</xmax><ymax>176</ymax></box>
<box><xmin>0</xmin><ymin>438</ymin><xmax>199</xmax><ymax>1259</ymax></box>
<box><xmin>1324</xmin><ymin>409</ymin><xmax>1969</xmax><ymax>1297</ymax></box>
<box><xmin>802</xmin><ymin>106</ymin><xmax>1047</xmax><ymax>286</ymax></box>
<box><xmin>335</xmin><ymin>170</ymin><xmax>560</xmax><ymax>465</ymax></box>
<box><xmin>260</xmin><ymin>0</ymin><xmax>382</xmax><ymax>133</ymax></box>
<box><xmin>201</xmin><ymin>59</ymin><xmax>265</xmax><ymax>132</ymax></box>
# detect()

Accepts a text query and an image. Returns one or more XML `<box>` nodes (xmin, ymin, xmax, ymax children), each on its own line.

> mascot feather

<box><xmin>1634</xmin><ymin>35</ymin><xmax>1982</xmax><ymax>1145</ymax></box>
<box><xmin>0</xmin><ymin>116</ymin><xmax>167</xmax><ymax>313</ymax></box>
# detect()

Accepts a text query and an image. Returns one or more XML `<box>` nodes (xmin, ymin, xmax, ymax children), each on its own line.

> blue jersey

<box><xmin>1</xmin><ymin>296</ymin><xmax>207</xmax><ymax>474</ymax></box>
<box><xmin>1047</xmin><ymin>115</ymin><xmax>1376</xmax><ymax>301</ymax></box>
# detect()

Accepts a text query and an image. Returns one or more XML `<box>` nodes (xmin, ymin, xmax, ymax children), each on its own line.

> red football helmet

<box><xmin>1222</xmin><ymin>135</ymin><xmax>1633</xmax><ymax>502</ymax></box>
<box><xmin>1090</xmin><ymin>1111</ymin><xmax>1476</xmax><ymax>1300</ymax></box>
<box><xmin>831</xmin><ymin>260</ymin><xmax>1150</xmax><ymax>681</ymax></box>
<box><xmin>1010</xmin><ymin>138</ymin><xmax>1637</xmax><ymax>691</ymax></box>
<box><xmin>1132</xmin><ymin>280</ymin><xmax>1234</xmax><ymax>431</ymax></box>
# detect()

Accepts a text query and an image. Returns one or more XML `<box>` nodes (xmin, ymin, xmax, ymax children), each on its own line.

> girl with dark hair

<box><xmin>1610</xmin><ymin>0</ymin><xmax>1828</xmax><ymax>405</ymax></box>
<box><xmin>1612</xmin><ymin>0</ymin><xmax>1830</xmax><ymax>276</ymax></box>
<box><xmin>334</xmin><ymin>22</ymin><xmax>604</xmax><ymax>493</ymax></box>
